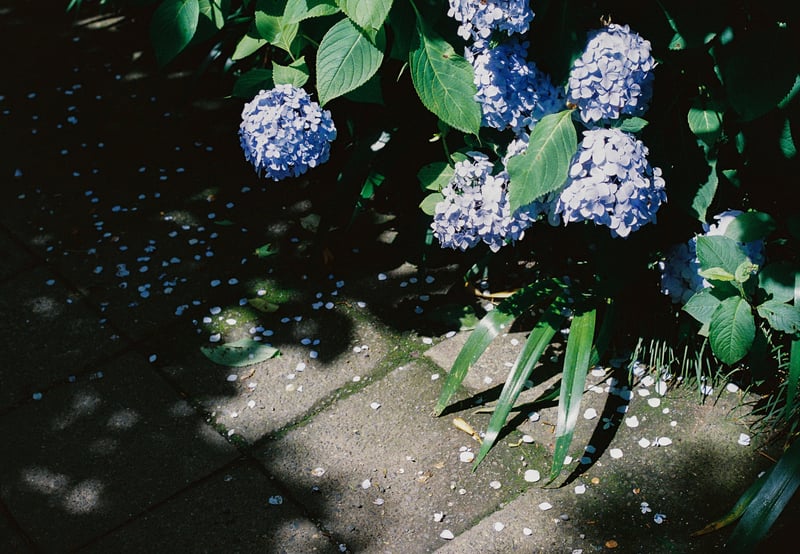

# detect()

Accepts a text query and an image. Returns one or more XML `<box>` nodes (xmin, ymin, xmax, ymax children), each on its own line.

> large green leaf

<box><xmin>409</xmin><ymin>18</ymin><xmax>480</xmax><ymax>135</ymax></box>
<box><xmin>756</xmin><ymin>300</ymin><xmax>800</xmax><ymax>335</ymax></box>
<box><xmin>272</xmin><ymin>56</ymin><xmax>309</xmax><ymax>87</ymax></box>
<box><xmin>150</xmin><ymin>0</ymin><xmax>201</xmax><ymax>66</ymax></box>
<box><xmin>255</xmin><ymin>10</ymin><xmax>299</xmax><ymax>54</ymax></box>
<box><xmin>417</xmin><ymin>161</ymin><xmax>453</xmax><ymax>192</ymax></box>
<box><xmin>709</xmin><ymin>296</ymin><xmax>755</xmax><ymax>365</ymax></box>
<box><xmin>506</xmin><ymin>110</ymin><xmax>577</xmax><ymax>213</ymax></box>
<box><xmin>759</xmin><ymin>262</ymin><xmax>800</xmax><ymax>304</ymax></box>
<box><xmin>474</xmin><ymin>297</ymin><xmax>568</xmax><ymax>468</ymax></box>
<box><xmin>727</xmin><ymin>438</ymin><xmax>800</xmax><ymax>553</ymax></box>
<box><xmin>690</xmin><ymin>156</ymin><xmax>718</xmax><ymax>224</ymax></box>
<box><xmin>232</xmin><ymin>30</ymin><xmax>268</xmax><ymax>60</ymax></box>
<box><xmin>723</xmin><ymin>211</ymin><xmax>776</xmax><ymax>244</ymax></box>
<box><xmin>687</xmin><ymin>102</ymin><xmax>723</xmax><ymax>147</ymax></box>
<box><xmin>683</xmin><ymin>288</ymin><xmax>723</xmax><ymax>327</ymax></box>
<box><xmin>232</xmin><ymin>68</ymin><xmax>274</xmax><ymax>98</ymax></box>
<box><xmin>548</xmin><ymin>307</ymin><xmax>596</xmax><ymax>483</ymax></box>
<box><xmin>337</xmin><ymin>0</ymin><xmax>392</xmax><ymax>30</ymax></box>
<box><xmin>316</xmin><ymin>17</ymin><xmax>385</xmax><ymax>106</ymax></box>
<box><xmin>696</xmin><ymin>235</ymin><xmax>749</xmax><ymax>277</ymax></box>
<box><xmin>201</xmin><ymin>337</ymin><xmax>280</xmax><ymax>367</ymax></box>
<box><xmin>284</xmin><ymin>0</ymin><xmax>339</xmax><ymax>24</ymax></box>
<box><xmin>433</xmin><ymin>279</ymin><xmax>563</xmax><ymax>416</ymax></box>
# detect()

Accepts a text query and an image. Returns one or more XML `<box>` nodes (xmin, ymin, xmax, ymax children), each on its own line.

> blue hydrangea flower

<box><xmin>568</xmin><ymin>23</ymin><xmax>655</xmax><ymax>125</ymax></box>
<box><xmin>432</xmin><ymin>152</ymin><xmax>534</xmax><ymax>252</ymax></box>
<box><xmin>239</xmin><ymin>84</ymin><xmax>336</xmax><ymax>181</ymax></box>
<box><xmin>467</xmin><ymin>39</ymin><xmax>565</xmax><ymax>135</ymax></box>
<box><xmin>659</xmin><ymin>210</ymin><xmax>766</xmax><ymax>303</ymax></box>
<box><xmin>553</xmin><ymin>128</ymin><xmax>666</xmax><ymax>237</ymax></box>
<box><xmin>447</xmin><ymin>0</ymin><xmax>534</xmax><ymax>41</ymax></box>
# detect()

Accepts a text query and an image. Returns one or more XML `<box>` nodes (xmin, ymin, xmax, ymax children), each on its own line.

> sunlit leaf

<box><xmin>273</xmin><ymin>56</ymin><xmax>309</xmax><ymax>87</ymax></box>
<box><xmin>337</xmin><ymin>0</ymin><xmax>393</xmax><ymax>30</ymax></box>
<box><xmin>709</xmin><ymin>296</ymin><xmax>755</xmax><ymax>365</ymax></box>
<box><xmin>690</xmin><ymin>157</ymin><xmax>718</xmax><ymax>224</ymax></box>
<box><xmin>506</xmin><ymin>110</ymin><xmax>576</xmax><ymax>213</ymax></box>
<box><xmin>696</xmin><ymin>235</ymin><xmax>748</xmax><ymax>277</ymax></box>
<box><xmin>683</xmin><ymin>288</ymin><xmax>723</xmax><ymax>327</ymax></box>
<box><xmin>688</xmin><ymin>102</ymin><xmax>723</xmax><ymax>147</ymax></box>
<box><xmin>549</xmin><ymin>307</ymin><xmax>596</xmax><ymax>483</ymax></box>
<box><xmin>284</xmin><ymin>0</ymin><xmax>339</xmax><ymax>24</ymax></box>
<box><xmin>150</xmin><ymin>0</ymin><xmax>200</xmax><ymax>66</ymax></box>
<box><xmin>316</xmin><ymin>17</ymin><xmax>385</xmax><ymax>106</ymax></box>
<box><xmin>756</xmin><ymin>300</ymin><xmax>800</xmax><ymax>335</ymax></box>
<box><xmin>723</xmin><ymin>211</ymin><xmax>776</xmax><ymax>244</ymax></box>
<box><xmin>474</xmin><ymin>296</ymin><xmax>567</xmax><ymax>468</ymax></box>
<box><xmin>433</xmin><ymin>279</ymin><xmax>563</xmax><ymax>416</ymax></box>
<box><xmin>409</xmin><ymin>17</ymin><xmax>480</xmax><ymax>135</ymax></box>
<box><xmin>201</xmin><ymin>337</ymin><xmax>280</xmax><ymax>366</ymax></box>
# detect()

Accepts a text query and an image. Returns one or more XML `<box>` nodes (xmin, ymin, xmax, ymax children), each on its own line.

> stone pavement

<box><xmin>0</xmin><ymin>3</ymin><xmax>791</xmax><ymax>553</ymax></box>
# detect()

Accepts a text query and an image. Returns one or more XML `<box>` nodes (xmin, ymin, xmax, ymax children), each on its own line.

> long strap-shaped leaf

<box><xmin>547</xmin><ymin>307</ymin><xmax>596</xmax><ymax>483</ymax></box>
<box><xmin>473</xmin><ymin>295</ymin><xmax>568</xmax><ymax>468</ymax></box>
<box><xmin>433</xmin><ymin>278</ymin><xmax>563</xmax><ymax>416</ymax></box>
<box><xmin>727</xmin><ymin>437</ymin><xmax>800</xmax><ymax>553</ymax></box>
<box><xmin>691</xmin><ymin>469</ymin><xmax>770</xmax><ymax>537</ymax></box>
<box><xmin>784</xmin><ymin>272</ymin><xmax>800</xmax><ymax>419</ymax></box>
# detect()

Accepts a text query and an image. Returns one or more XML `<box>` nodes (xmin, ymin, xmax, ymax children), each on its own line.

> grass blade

<box><xmin>784</xmin><ymin>272</ymin><xmax>800</xmax><ymax>419</ymax></box>
<box><xmin>691</xmin><ymin>469</ymin><xmax>770</xmax><ymax>537</ymax></box>
<box><xmin>433</xmin><ymin>278</ymin><xmax>562</xmax><ymax>416</ymax></box>
<box><xmin>548</xmin><ymin>307</ymin><xmax>597</xmax><ymax>483</ymax></box>
<box><xmin>473</xmin><ymin>296</ymin><xmax>567</xmax><ymax>468</ymax></box>
<box><xmin>727</xmin><ymin>437</ymin><xmax>800</xmax><ymax>553</ymax></box>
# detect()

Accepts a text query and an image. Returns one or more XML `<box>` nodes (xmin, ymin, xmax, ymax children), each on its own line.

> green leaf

<box><xmin>247</xmin><ymin>297</ymin><xmax>280</xmax><ymax>313</ymax></box>
<box><xmin>255</xmin><ymin>10</ymin><xmax>299</xmax><ymax>54</ymax></box>
<box><xmin>698</xmin><ymin>266</ymin><xmax>735</xmax><ymax>282</ymax></box>
<box><xmin>254</xmin><ymin>243</ymin><xmax>278</xmax><ymax>258</ymax></box>
<box><xmin>409</xmin><ymin>18</ymin><xmax>481</xmax><ymax>135</ymax></box>
<box><xmin>696</xmin><ymin>235</ymin><xmax>748</xmax><ymax>277</ymax></box>
<box><xmin>690</xmin><ymin>157</ymin><xmax>718</xmax><ymax>223</ymax></box>
<box><xmin>756</xmin><ymin>300</ymin><xmax>800</xmax><ymax>335</ymax></box>
<box><xmin>786</xmin><ymin>336</ymin><xmax>800</xmax><ymax>420</ymax></box>
<box><xmin>780</xmin><ymin>117</ymin><xmax>797</xmax><ymax>159</ymax></box>
<box><xmin>433</xmin><ymin>279</ymin><xmax>563</xmax><ymax>416</ymax></box>
<box><xmin>683</xmin><ymin>288</ymin><xmax>722</xmax><ymax>327</ymax></box>
<box><xmin>709</xmin><ymin>296</ymin><xmax>755</xmax><ymax>365</ymax></box>
<box><xmin>616</xmin><ymin>117</ymin><xmax>648</xmax><ymax>133</ymax></box>
<box><xmin>692</xmin><ymin>470</ymin><xmax>770</xmax><ymax>536</ymax></box>
<box><xmin>316</xmin><ymin>17</ymin><xmax>385</xmax><ymax>106</ymax></box>
<box><xmin>759</xmin><ymin>262</ymin><xmax>800</xmax><ymax>304</ymax></box>
<box><xmin>474</xmin><ymin>297</ymin><xmax>568</xmax><ymax>468</ymax></box>
<box><xmin>232</xmin><ymin>68</ymin><xmax>274</xmax><ymax>98</ymax></box>
<box><xmin>150</xmin><ymin>0</ymin><xmax>201</xmax><ymax>66</ymax></box>
<box><xmin>199</xmin><ymin>0</ymin><xmax>227</xmax><ymax>29</ymax></box>
<box><xmin>728</xmin><ymin>438</ymin><xmax>800</xmax><ymax>553</ymax></box>
<box><xmin>688</xmin><ymin>102</ymin><xmax>723</xmax><ymax>147</ymax></box>
<box><xmin>232</xmin><ymin>31</ymin><xmax>268</xmax><ymax>60</ymax></box>
<box><xmin>201</xmin><ymin>337</ymin><xmax>280</xmax><ymax>367</ymax></box>
<box><xmin>419</xmin><ymin>192</ymin><xmax>443</xmax><ymax>216</ymax></box>
<box><xmin>273</xmin><ymin>56</ymin><xmax>309</xmax><ymax>86</ymax></box>
<box><xmin>284</xmin><ymin>0</ymin><xmax>339</xmax><ymax>24</ymax></box>
<box><xmin>718</xmin><ymin>25</ymin><xmax>798</xmax><ymax>122</ymax></box>
<box><xmin>337</xmin><ymin>0</ymin><xmax>392</xmax><ymax>30</ymax></box>
<box><xmin>549</xmin><ymin>308</ymin><xmax>596</xmax><ymax>483</ymax></box>
<box><xmin>417</xmin><ymin>161</ymin><xmax>453</xmax><ymax>192</ymax></box>
<box><xmin>723</xmin><ymin>211</ymin><xmax>776</xmax><ymax>243</ymax></box>
<box><xmin>506</xmin><ymin>110</ymin><xmax>577</xmax><ymax>213</ymax></box>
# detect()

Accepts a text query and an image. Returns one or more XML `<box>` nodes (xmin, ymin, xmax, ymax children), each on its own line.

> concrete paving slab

<box><xmin>0</xmin><ymin>266</ymin><xmax>127</xmax><ymax>410</ymax></box>
<box><xmin>81</xmin><ymin>460</ymin><xmax>339</xmax><ymax>554</ymax></box>
<box><xmin>0</xmin><ymin>351</ymin><xmax>238</xmax><ymax>552</ymax></box>
<box><xmin>155</xmin><ymin>302</ymin><xmax>407</xmax><ymax>443</ymax></box>
<box><xmin>257</xmin><ymin>360</ymin><xmax>553</xmax><ymax>553</ymax></box>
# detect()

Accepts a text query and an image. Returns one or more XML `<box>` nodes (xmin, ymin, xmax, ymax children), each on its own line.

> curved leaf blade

<box><xmin>433</xmin><ymin>279</ymin><xmax>563</xmax><ymax>416</ymax></box>
<box><xmin>409</xmin><ymin>18</ymin><xmax>480</xmax><ymax>135</ymax></box>
<box><xmin>150</xmin><ymin>0</ymin><xmax>200</xmax><ymax>66</ymax></box>
<box><xmin>473</xmin><ymin>297</ymin><xmax>567</xmax><ymax>468</ymax></box>
<box><xmin>549</xmin><ymin>307</ymin><xmax>596</xmax><ymax>483</ymax></box>
<box><xmin>201</xmin><ymin>337</ymin><xmax>280</xmax><ymax>367</ymax></box>
<box><xmin>284</xmin><ymin>0</ymin><xmax>339</xmax><ymax>24</ymax></box>
<box><xmin>316</xmin><ymin>17</ymin><xmax>385</xmax><ymax>106</ymax></box>
<box><xmin>506</xmin><ymin>110</ymin><xmax>577</xmax><ymax>213</ymax></box>
<box><xmin>727</xmin><ymin>438</ymin><xmax>800</xmax><ymax>553</ymax></box>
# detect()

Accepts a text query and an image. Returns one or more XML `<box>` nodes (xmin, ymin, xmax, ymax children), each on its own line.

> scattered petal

<box><xmin>524</xmin><ymin>469</ymin><xmax>541</xmax><ymax>483</ymax></box>
<box><xmin>489</xmin><ymin>480</ymin><xmax>502</xmax><ymax>490</ymax></box>
<box><xmin>609</xmin><ymin>448</ymin><xmax>623</xmax><ymax>459</ymax></box>
<box><xmin>583</xmin><ymin>408</ymin><xmax>598</xmax><ymax>420</ymax></box>
<box><xmin>539</xmin><ymin>502</ymin><xmax>553</xmax><ymax>511</ymax></box>
<box><xmin>656</xmin><ymin>437</ymin><xmax>672</xmax><ymax>447</ymax></box>
<box><xmin>440</xmin><ymin>530</ymin><xmax>455</xmax><ymax>540</ymax></box>
<box><xmin>737</xmin><ymin>433</ymin><xmax>751</xmax><ymax>446</ymax></box>
<box><xmin>268</xmin><ymin>495</ymin><xmax>283</xmax><ymax>505</ymax></box>
<box><xmin>574</xmin><ymin>484</ymin><xmax>586</xmax><ymax>494</ymax></box>
<box><xmin>459</xmin><ymin>451</ymin><xmax>475</xmax><ymax>463</ymax></box>
<box><xmin>638</xmin><ymin>438</ymin><xmax>651</xmax><ymax>448</ymax></box>
<box><xmin>624</xmin><ymin>416</ymin><xmax>639</xmax><ymax>428</ymax></box>
<box><xmin>493</xmin><ymin>522</ymin><xmax>505</xmax><ymax>532</ymax></box>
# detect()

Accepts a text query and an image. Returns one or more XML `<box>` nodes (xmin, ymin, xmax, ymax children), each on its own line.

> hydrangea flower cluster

<box><xmin>467</xmin><ymin>39</ymin><xmax>565</xmax><ymax>135</ymax></box>
<box><xmin>432</xmin><ymin>152</ymin><xmax>537</xmax><ymax>252</ymax></box>
<box><xmin>447</xmin><ymin>0</ymin><xmax>534</xmax><ymax>41</ymax></box>
<box><xmin>567</xmin><ymin>23</ymin><xmax>655</xmax><ymax>125</ymax></box>
<box><xmin>239</xmin><ymin>84</ymin><xmax>336</xmax><ymax>181</ymax></box>
<box><xmin>553</xmin><ymin>128</ymin><xmax>666</xmax><ymax>238</ymax></box>
<box><xmin>659</xmin><ymin>210</ymin><xmax>766</xmax><ymax>303</ymax></box>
